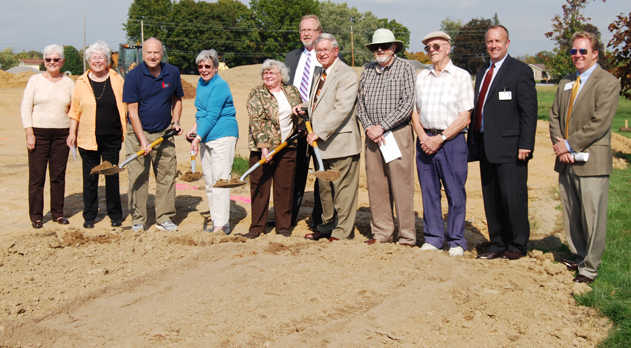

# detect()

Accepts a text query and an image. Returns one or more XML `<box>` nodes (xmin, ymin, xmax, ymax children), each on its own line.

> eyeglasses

<box><xmin>44</xmin><ymin>58</ymin><xmax>61</xmax><ymax>63</ymax></box>
<box><xmin>300</xmin><ymin>28</ymin><xmax>319</xmax><ymax>34</ymax></box>
<box><xmin>316</xmin><ymin>47</ymin><xmax>335</xmax><ymax>54</ymax></box>
<box><xmin>263</xmin><ymin>71</ymin><xmax>279</xmax><ymax>76</ymax></box>
<box><xmin>371</xmin><ymin>43</ymin><xmax>393</xmax><ymax>52</ymax></box>
<box><xmin>424</xmin><ymin>43</ymin><xmax>445</xmax><ymax>52</ymax></box>
<box><xmin>197</xmin><ymin>64</ymin><xmax>213</xmax><ymax>70</ymax></box>
<box><xmin>89</xmin><ymin>56</ymin><xmax>107</xmax><ymax>61</ymax></box>
<box><xmin>570</xmin><ymin>48</ymin><xmax>589</xmax><ymax>55</ymax></box>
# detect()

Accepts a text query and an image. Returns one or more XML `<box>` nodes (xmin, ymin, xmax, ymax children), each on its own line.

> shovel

<box><xmin>180</xmin><ymin>133</ymin><xmax>203</xmax><ymax>182</ymax></box>
<box><xmin>213</xmin><ymin>131</ymin><xmax>302</xmax><ymax>188</ymax></box>
<box><xmin>90</xmin><ymin>129</ymin><xmax>178</xmax><ymax>175</ymax></box>
<box><xmin>304</xmin><ymin>120</ymin><xmax>341</xmax><ymax>181</ymax></box>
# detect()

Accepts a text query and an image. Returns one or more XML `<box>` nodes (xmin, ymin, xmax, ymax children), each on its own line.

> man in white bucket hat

<box><xmin>357</xmin><ymin>28</ymin><xmax>417</xmax><ymax>248</ymax></box>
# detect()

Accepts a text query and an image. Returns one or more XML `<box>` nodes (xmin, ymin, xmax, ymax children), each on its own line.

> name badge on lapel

<box><xmin>498</xmin><ymin>91</ymin><xmax>512</xmax><ymax>100</ymax></box>
<box><xmin>564</xmin><ymin>82</ymin><xmax>574</xmax><ymax>91</ymax></box>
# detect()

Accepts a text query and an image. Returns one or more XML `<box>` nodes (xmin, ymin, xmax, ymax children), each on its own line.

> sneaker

<box><xmin>419</xmin><ymin>243</ymin><xmax>440</xmax><ymax>252</ymax></box>
<box><xmin>449</xmin><ymin>246</ymin><xmax>464</xmax><ymax>257</ymax></box>
<box><xmin>156</xmin><ymin>221</ymin><xmax>178</xmax><ymax>232</ymax></box>
<box><xmin>132</xmin><ymin>224</ymin><xmax>144</xmax><ymax>232</ymax></box>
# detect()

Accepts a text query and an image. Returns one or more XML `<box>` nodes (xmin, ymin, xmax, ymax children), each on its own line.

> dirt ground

<box><xmin>0</xmin><ymin>65</ymin><xmax>630</xmax><ymax>347</ymax></box>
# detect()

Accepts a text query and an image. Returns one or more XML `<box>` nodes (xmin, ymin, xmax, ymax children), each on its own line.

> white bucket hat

<box><xmin>365</xmin><ymin>28</ymin><xmax>404</xmax><ymax>53</ymax></box>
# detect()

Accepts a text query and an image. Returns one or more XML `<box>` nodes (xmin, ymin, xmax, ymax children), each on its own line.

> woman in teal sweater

<box><xmin>187</xmin><ymin>49</ymin><xmax>238</xmax><ymax>233</ymax></box>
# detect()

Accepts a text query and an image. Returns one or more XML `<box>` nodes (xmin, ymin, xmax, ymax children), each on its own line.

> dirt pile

<box><xmin>181</xmin><ymin>78</ymin><xmax>196</xmax><ymax>99</ymax></box>
<box><xmin>0</xmin><ymin>71</ymin><xmax>37</xmax><ymax>89</ymax></box>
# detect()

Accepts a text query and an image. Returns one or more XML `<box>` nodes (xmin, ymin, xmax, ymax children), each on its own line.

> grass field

<box><xmin>536</xmin><ymin>85</ymin><xmax>631</xmax><ymax>139</ymax></box>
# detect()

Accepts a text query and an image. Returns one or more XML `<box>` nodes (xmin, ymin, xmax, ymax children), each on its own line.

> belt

<box><xmin>424</xmin><ymin>128</ymin><xmax>444</xmax><ymax>135</ymax></box>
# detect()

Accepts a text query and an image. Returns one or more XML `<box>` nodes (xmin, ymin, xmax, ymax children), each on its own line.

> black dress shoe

<box><xmin>501</xmin><ymin>250</ymin><xmax>527</xmax><ymax>260</ymax></box>
<box><xmin>477</xmin><ymin>252</ymin><xmax>503</xmax><ymax>259</ymax></box>
<box><xmin>32</xmin><ymin>220</ymin><xmax>43</xmax><ymax>229</ymax></box>
<box><xmin>83</xmin><ymin>220</ymin><xmax>95</xmax><ymax>229</ymax></box>
<box><xmin>573</xmin><ymin>275</ymin><xmax>594</xmax><ymax>284</ymax></box>
<box><xmin>266</xmin><ymin>220</ymin><xmax>276</xmax><ymax>227</ymax></box>
<box><xmin>56</xmin><ymin>217</ymin><xmax>69</xmax><ymax>225</ymax></box>
<box><xmin>561</xmin><ymin>258</ymin><xmax>579</xmax><ymax>270</ymax></box>
<box><xmin>111</xmin><ymin>219</ymin><xmax>122</xmax><ymax>227</ymax></box>
<box><xmin>305</xmin><ymin>231</ymin><xmax>330</xmax><ymax>241</ymax></box>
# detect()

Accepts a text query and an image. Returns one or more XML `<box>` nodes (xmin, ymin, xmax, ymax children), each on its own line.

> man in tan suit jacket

<box><xmin>295</xmin><ymin>33</ymin><xmax>361</xmax><ymax>241</ymax></box>
<box><xmin>549</xmin><ymin>31</ymin><xmax>620</xmax><ymax>284</ymax></box>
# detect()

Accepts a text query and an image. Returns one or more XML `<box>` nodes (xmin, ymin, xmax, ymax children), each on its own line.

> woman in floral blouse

<box><xmin>246</xmin><ymin>59</ymin><xmax>304</xmax><ymax>238</ymax></box>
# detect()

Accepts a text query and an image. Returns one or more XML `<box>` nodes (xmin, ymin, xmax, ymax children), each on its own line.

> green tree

<box><xmin>378</xmin><ymin>18</ymin><xmax>410</xmax><ymax>50</ymax></box>
<box><xmin>15</xmin><ymin>50</ymin><xmax>43</xmax><ymax>60</ymax></box>
<box><xmin>452</xmin><ymin>17</ymin><xmax>492</xmax><ymax>75</ymax></box>
<box><xmin>608</xmin><ymin>11</ymin><xmax>631</xmax><ymax>99</ymax></box>
<box><xmin>440</xmin><ymin>17</ymin><xmax>462</xmax><ymax>43</ymax></box>
<box><xmin>0</xmin><ymin>47</ymin><xmax>19</xmax><ymax>70</ymax></box>
<box><xmin>62</xmin><ymin>46</ymin><xmax>83</xmax><ymax>75</ymax></box>
<box><xmin>543</xmin><ymin>0</ymin><xmax>605</xmax><ymax>81</ymax></box>
<box><xmin>124</xmin><ymin>0</ymin><xmax>173</xmax><ymax>43</ymax></box>
<box><xmin>250</xmin><ymin>0</ymin><xmax>320</xmax><ymax>61</ymax></box>
<box><xmin>492</xmin><ymin>12</ymin><xmax>500</xmax><ymax>25</ymax></box>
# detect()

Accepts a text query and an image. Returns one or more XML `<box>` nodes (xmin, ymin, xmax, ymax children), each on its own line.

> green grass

<box><xmin>231</xmin><ymin>154</ymin><xmax>249</xmax><ymax>176</ymax></box>
<box><xmin>573</xmin><ymin>166</ymin><xmax>631</xmax><ymax>347</ymax></box>
<box><xmin>536</xmin><ymin>86</ymin><xmax>631</xmax><ymax>139</ymax></box>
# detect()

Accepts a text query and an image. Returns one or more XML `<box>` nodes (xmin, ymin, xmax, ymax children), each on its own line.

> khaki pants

<box><xmin>125</xmin><ymin>127</ymin><xmax>177</xmax><ymax>226</ymax></box>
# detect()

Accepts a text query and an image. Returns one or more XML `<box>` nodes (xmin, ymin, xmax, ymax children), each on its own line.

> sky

<box><xmin>0</xmin><ymin>0</ymin><xmax>628</xmax><ymax>58</ymax></box>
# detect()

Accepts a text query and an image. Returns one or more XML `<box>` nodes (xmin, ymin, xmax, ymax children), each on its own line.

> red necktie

<box><xmin>475</xmin><ymin>63</ymin><xmax>495</xmax><ymax>131</ymax></box>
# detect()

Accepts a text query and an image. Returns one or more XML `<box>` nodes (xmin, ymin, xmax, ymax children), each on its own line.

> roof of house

<box><xmin>529</xmin><ymin>63</ymin><xmax>548</xmax><ymax>71</ymax></box>
<box><xmin>20</xmin><ymin>59</ymin><xmax>44</xmax><ymax>64</ymax></box>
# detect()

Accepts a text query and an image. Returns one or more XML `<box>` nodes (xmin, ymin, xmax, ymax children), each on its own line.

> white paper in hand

<box><xmin>70</xmin><ymin>145</ymin><xmax>77</xmax><ymax>161</ymax></box>
<box><xmin>379</xmin><ymin>131</ymin><xmax>402</xmax><ymax>163</ymax></box>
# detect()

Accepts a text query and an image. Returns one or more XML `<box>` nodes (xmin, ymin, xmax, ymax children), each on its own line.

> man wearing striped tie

<box><xmin>549</xmin><ymin>31</ymin><xmax>620</xmax><ymax>284</ymax></box>
<box><xmin>284</xmin><ymin>14</ymin><xmax>343</xmax><ymax>229</ymax></box>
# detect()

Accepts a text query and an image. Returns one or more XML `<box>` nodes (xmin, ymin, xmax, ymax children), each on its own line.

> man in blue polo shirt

<box><xmin>123</xmin><ymin>37</ymin><xmax>184</xmax><ymax>232</ymax></box>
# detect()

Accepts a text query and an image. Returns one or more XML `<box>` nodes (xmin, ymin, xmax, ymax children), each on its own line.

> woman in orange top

<box><xmin>67</xmin><ymin>41</ymin><xmax>127</xmax><ymax>229</ymax></box>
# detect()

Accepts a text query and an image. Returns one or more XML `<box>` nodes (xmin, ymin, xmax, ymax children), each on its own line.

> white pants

<box><xmin>200</xmin><ymin>136</ymin><xmax>237</xmax><ymax>230</ymax></box>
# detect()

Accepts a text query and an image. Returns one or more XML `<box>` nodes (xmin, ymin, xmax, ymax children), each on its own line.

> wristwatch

<box><xmin>440</xmin><ymin>133</ymin><xmax>447</xmax><ymax>141</ymax></box>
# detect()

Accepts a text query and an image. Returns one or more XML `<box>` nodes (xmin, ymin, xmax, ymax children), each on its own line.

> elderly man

<box><xmin>122</xmin><ymin>37</ymin><xmax>184</xmax><ymax>232</ymax></box>
<box><xmin>413</xmin><ymin>31</ymin><xmax>474</xmax><ymax>256</ymax></box>
<box><xmin>549</xmin><ymin>31</ymin><xmax>620</xmax><ymax>283</ymax></box>
<box><xmin>295</xmin><ymin>33</ymin><xmax>361</xmax><ymax>241</ymax></box>
<box><xmin>357</xmin><ymin>28</ymin><xmax>416</xmax><ymax>247</ymax></box>
<box><xmin>468</xmin><ymin>25</ymin><xmax>537</xmax><ymax>260</ymax></box>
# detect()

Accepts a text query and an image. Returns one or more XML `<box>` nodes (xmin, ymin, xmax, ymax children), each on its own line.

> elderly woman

<box><xmin>67</xmin><ymin>41</ymin><xmax>126</xmax><ymax>229</ymax></box>
<box><xmin>187</xmin><ymin>49</ymin><xmax>238</xmax><ymax>233</ymax></box>
<box><xmin>246</xmin><ymin>59</ymin><xmax>304</xmax><ymax>238</ymax></box>
<box><xmin>20</xmin><ymin>44</ymin><xmax>75</xmax><ymax>229</ymax></box>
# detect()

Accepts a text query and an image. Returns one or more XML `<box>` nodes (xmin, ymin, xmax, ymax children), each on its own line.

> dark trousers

<box><xmin>79</xmin><ymin>134</ymin><xmax>123</xmax><ymax>222</ymax></box>
<box><xmin>479</xmin><ymin>136</ymin><xmax>530</xmax><ymax>254</ymax></box>
<box><xmin>291</xmin><ymin>137</ymin><xmax>322</xmax><ymax>226</ymax></box>
<box><xmin>28</xmin><ymin>127</ymin><xmax>69</xmax><ymax>222</ymax></box>
<box><xmin>249</xmin><ymin>148</ymin><xmax>297</xmax><ymax>234</ymax></box>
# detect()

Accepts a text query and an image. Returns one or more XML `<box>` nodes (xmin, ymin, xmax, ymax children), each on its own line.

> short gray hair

<box><xmin>261</xmin><ymin>59</ymin><xmax>289</xmax><ymax>84</ymax></box>
<box><xmin>85</xmin><ymin>40</ymin><xmax>111</xmax><ymax>62</ymax></box>
<box><xmin>43</xmin><ymin>44</ymin><xmax>64</xmax><ymax>59</ymax></box>
<box><xmin>315</xmin><ymin>33</ymin><xmax>339</xmax><ymax>48</ymax></box>
<box><xmin>196</xmin><ymin>49</ymin><xmax>219</xmax><ymax>68</ymax></box>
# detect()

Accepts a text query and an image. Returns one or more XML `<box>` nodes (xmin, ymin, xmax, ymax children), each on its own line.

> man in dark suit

<box><xmin>549</xmin><ymin>31</ymin><xmax>620</xmax><ymax>284</ymax></box>
<box><xmin>284</xmin><ymin>15</ymin><xmax>343</xmax><ymax>229</ymax></box>
<box><xmin>468</xmin><ymin>25</ymin><xmax>538</xmax><ymax>260</ymax></box>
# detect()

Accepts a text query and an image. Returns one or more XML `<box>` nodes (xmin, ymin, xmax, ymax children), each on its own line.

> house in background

<box><xmin>19</xmin><ymin>59</ymin><xmax>44</xmax><ymax>72</ymax></box>
<box><xmin>529</xmin><ymin>63</ymin><xmax>550</xmax><ymax>83</ymax></box>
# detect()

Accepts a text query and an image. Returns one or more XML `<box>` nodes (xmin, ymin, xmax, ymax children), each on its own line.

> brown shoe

<box><xmin>400</xmin><ymin>243</ymin><xmax>415</xmax><ymax>248</ymax></box>
<box><xmin>561</xmin><ymin>259</ymin><xmax>579</xmax><ymax>270</ymax></box>
<box><xmin>244</xmin><ymin>231</ymin><xmax>261</xmax><ymax>239</ymax></box>
<box><xmin>56</xmin><ymin>217</ymin><xmax>69</xmax><ymax>225</ymax></box>
<box><xmin>305</xmin><ymin>231</ymin><xmax>330</xmax><ymax>241</ymax></box>
<box><xmin>277</xmin><ymin>229</ymin><xmax>291</xmax><ymax>237</ymax></box>
<box><xmin>364</xmin><ymin>238</ymin><xmax>379</xmax><ymax>245</ymax></box>
<box><xmin>501</xmin><ymin>250</ymin><xmax>527</xmax><ymax>260</ymax></box>
<box><xmin>32</xmin><ymin>220</ymin><xmax>43</xmax><ymax>229</ymax></box>
<box><xmin>573</xmin><ymin>275</ymin><xmax>594</xmax><ymax>284</ymax></box>
<box><xmin>328</xmin><ymin>237</ymin><xmax>339</xmax><ymax>242</ymax></box>
<box><xmin>477</xmin><ymin>251</ymin><xmax>503</xmax><ymax>260</ymax></box>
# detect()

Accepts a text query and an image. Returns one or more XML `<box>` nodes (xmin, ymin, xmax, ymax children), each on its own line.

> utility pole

<box><xmin>83</xmin><ymin>11</ymin><xmax>86</xmax><ymax>73</ymax></box>
<box><xmin>141</xmin><ymin>20</ymin><xmax>144</xmax><ymax>43</ymax></box>
<box><xmin>351</xmin><ymin>25</ymin><xmax>354</xmax><ymax>67</ymax></box>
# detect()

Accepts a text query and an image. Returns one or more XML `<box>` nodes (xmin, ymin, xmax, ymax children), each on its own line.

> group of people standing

<box><xmin>20</xmin><ymin>15</ymin><xmax>618</xmax><ymax>285</ymax></box>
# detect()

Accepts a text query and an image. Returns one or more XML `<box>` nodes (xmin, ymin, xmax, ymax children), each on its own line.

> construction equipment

<box><xmin>116</xmin><ymin>43</ymin><xmax>168</xmax><ymax>78</ymax></box>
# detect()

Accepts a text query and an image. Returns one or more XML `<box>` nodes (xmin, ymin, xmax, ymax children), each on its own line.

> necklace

<box><xmin>89</xmin><ymin>77</ymin><xmax>107</xmax><ymax>100</ymax></box>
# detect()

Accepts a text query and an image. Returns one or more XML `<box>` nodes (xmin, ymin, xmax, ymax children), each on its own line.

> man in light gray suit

<box><xmin>295</xmin><ymin>33</ymin><xmax>361</xmax><ymax>241</ymax></box>
<box><xmin>549</xmin><ymin>31</ymin><xmax>620</xmax><ymax>284</ymax></box>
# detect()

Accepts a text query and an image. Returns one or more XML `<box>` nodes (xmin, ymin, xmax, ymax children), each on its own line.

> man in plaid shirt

<box><xmin>357</xmin><ymin>29</ymin><xmax>417</xmax><ymax>247</ymax></box>
<box><xmin>412</xmin><ymin>31</ymin><xmax>474</xmax><ymax>257</ymax></box>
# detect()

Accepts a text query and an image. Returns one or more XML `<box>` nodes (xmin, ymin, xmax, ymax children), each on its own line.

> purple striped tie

<box><xmin>299</xmin><ymin>52</ymin><xmax>311</xmax><ymax>101</ymax></box>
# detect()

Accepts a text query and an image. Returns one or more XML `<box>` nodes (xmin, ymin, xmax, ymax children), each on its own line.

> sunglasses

<box><xmin>197</xmin><ymin>64</ymin><xmax>213</xmax><ymax>70</ymax></box>
<box><xmin>371</xmin><ymin>43</ymin><xmax>393</xmax><ymax>52</ymax></box>
<box><xmin>570</xmin><ymin>48</ymin><xmax>589</xmax><ymax>55</ymax></box>
<box><xmin>45</xmin><ymin>58</ymin><xmax>61</xmax><ymax>63</ymax></box>
<box><xmin>424</xmin><ymin>43</ymin><xmax>444</xmax><ymax>52</ymax></box>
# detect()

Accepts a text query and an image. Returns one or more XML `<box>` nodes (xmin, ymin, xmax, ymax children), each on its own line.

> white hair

<box><xmin>43</xmin><ymin>44</ymin><xmax>64</xmax><ymax>59</ymax></box>
<box><xmin>261</xmin><ymin>59</ymin><xmax>289</xmax><ymax>84</ymax></box>
<box><xmin>196</xmin><ymin>49</ymin><xmax>219</xmax><ymax>68</ymax></box>
<box><xmin>315</xmin><ymin>33</ymin><xmax>339</xmax><ymax>48</ymax></box>
<box><xmin>85</xmin><ymin>40</ymin><xmax>111</xmax><ymax>62</ymax></box>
